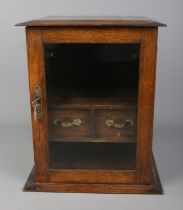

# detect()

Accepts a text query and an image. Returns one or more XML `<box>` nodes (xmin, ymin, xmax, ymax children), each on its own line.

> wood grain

<box><xmin>136</xmin><ymin>28</ymin><xmax>158</xmax><ymax>184</ymax></box>
<box><xmin>42</xmin><ymin>27</ymin><xmax>141</xmax><ymax>43</ymax></box>
<box><xmin>26</xmin><ymin>28</ymin><xmax>49</xmax><ymax>182</ymax></box>
<box><xmin>23</xmin><ymin>156</ymin><xmax>163</xmax><ymax>194</ymax></box>
<box><xmin>48</xmin><ymin>170</ymin><xmax>136</xmax><ymax>184</ymax></box>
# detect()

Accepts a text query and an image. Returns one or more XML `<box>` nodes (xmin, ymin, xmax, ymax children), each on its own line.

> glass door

<box><xmin>44</xmin><ymin>43</ymin><xmax>140</xmax><ymax>171</ymax></box>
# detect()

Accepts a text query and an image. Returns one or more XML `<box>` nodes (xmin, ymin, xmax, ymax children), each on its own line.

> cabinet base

<box><xmin>24</xmin><ymin>157</ymin><xmax>163</xmax><ymax>194</ymax></box>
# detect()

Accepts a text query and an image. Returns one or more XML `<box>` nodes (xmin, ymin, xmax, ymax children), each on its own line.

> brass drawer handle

<box><xmin>32</xmin><ymin>85</ymin><xmax>42</xmax><ymax>120</ymax></box>
<box><xmin>106</xmin><ymin>119</ymin><xmax>134</xmax><ymax>129</ymax></box>
<box><xmin>53</xmin><ymin>118</ymin><xmax>82</xmax><ymax>128</ymax></box>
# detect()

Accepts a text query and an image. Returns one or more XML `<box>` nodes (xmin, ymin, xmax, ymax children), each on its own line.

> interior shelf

<box><xmin>49</xmin><ymin>142</ymin><xmax>136</xmax><ymax>170</ymax></box>
<box><xmin>47</xmin><ymin>87</ymin><xmax>138</xmax><ymax>109</ymax></box>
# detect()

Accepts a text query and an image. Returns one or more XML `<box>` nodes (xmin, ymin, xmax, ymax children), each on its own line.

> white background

<box><xmin>0</xmin><ymin>0</ymin><xmax>182</xmax><ymax>210</ymax></box>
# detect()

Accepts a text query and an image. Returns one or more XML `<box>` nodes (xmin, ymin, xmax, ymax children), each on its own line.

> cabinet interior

<box><xmin>44</xmin><ymin>43</ymin><xmax>139</xmax><ymax>170</ymax></box>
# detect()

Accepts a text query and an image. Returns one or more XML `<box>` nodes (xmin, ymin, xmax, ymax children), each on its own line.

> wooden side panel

<box><xmin>26</xmin><ymin>28</ymin><xmax>48</xmax><ymax>182</ymax></box>
<box><xmin>136</xmin><ymin>28</ymin><xmax>158</xmax><ymax>184</ymax></box>
<box><xmin>42</xmin><ymin>27</ymin><xmax>140</xmax><ymax>43</ymax></box>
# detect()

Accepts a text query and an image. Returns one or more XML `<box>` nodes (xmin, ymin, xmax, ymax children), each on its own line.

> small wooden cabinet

<box><xmin>16</xmin><ymin>16</ymin><xmax>166</xmax><ymax>194</ymax></box>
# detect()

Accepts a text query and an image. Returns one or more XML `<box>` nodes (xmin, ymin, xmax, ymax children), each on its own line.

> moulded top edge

<box><xmin>15</xmin><ymin>16</ymin><xmax>167</xmax><ymax>27</ymax></box>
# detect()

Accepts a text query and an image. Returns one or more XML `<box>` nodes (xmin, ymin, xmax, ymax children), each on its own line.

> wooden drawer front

<box><xmin>95</xmin><ymin>110</ymin><xmax>136</xmax><ymax>141</ymax></box>
<box><xmin>48</xmin><ymin>109</ymin><xmax>91</xmax><ymax>139</ymax></box>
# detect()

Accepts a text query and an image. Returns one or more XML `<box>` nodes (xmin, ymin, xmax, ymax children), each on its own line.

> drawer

<box><xmin>48</xmin><ymin>109</ymin><xmax>91</xmax><ymax>139</ymax></box>
<box><xmin>95</xmin><ymin>110</ymin><xmax>136</xmax><ymax>141</ymax></box>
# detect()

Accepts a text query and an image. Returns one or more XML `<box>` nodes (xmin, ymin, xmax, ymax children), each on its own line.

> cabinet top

<box><xmin>16</xmin><ymin>16</ymin><xmax>166</xmax><ymax>27</ymax></box>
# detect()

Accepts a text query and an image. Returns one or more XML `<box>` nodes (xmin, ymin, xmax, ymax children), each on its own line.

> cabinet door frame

<box><xmin>136</xmin><ymin>28</ymin><xmax>158</xmax><ymax>184</ymax></box>
<box><xmin>26</xmin><ymin>26</ymin><xmax>157</xmax><ymax>184</ymax></box>
<box><xmin>26</xmin><ymin>27</ymin><xmax>48</xmax><ymax>182</ymax></box>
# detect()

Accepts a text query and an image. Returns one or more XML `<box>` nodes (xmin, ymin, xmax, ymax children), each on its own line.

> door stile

<box><xmin>136</xmin><ymin>28</ymin><xmax>158</xmax><ymax>184</ymax></box>
<box><xmin>26</xmin><ymin>27</ymin><xmax>49</xmax><ymax>182</ymax></box>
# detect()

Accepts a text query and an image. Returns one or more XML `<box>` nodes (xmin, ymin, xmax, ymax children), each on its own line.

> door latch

<box><xmin>32</xmin><ymin>85</ymin><xmax>42</xmax><ymax>120</ymax></box>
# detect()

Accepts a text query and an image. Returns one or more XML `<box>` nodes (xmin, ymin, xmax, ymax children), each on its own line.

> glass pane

<box><xmin>44</xmin><ymin>44</ymin><xmax>139</xmax><ymax>170</ymax></box>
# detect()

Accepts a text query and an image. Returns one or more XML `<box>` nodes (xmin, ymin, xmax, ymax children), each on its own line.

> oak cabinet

<box><xmin>16</xmin><ymin>16</ymin><xmax>166</xmax><ymax>194</ymax></box>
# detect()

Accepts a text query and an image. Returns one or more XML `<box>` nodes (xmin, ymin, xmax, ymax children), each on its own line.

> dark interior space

<box><xmin>49</xmin><ymin>142</ymin><xmax>136</xmax><ymax>170</ymax></box>
<box><xmin>44</xmin><ymin>44</ymin><xmax>139</xmax><ymax>97</ymax></box>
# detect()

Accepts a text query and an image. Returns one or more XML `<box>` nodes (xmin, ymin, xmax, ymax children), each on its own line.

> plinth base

<box><xmin>24</xmin><ymin>156</ymin><xmax>163</xmax><ymax>194</ymax></box>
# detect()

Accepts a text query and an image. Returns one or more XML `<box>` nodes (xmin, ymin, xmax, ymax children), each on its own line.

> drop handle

<box><xmin>53</xmin><ymin>119</ymin><xmax>82</xmax><ymax>128</ymax></box>
<box><xmin>106</xmin><ymin>119</ymin><xmax>134</xmax><ymax>129</ymax></box>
